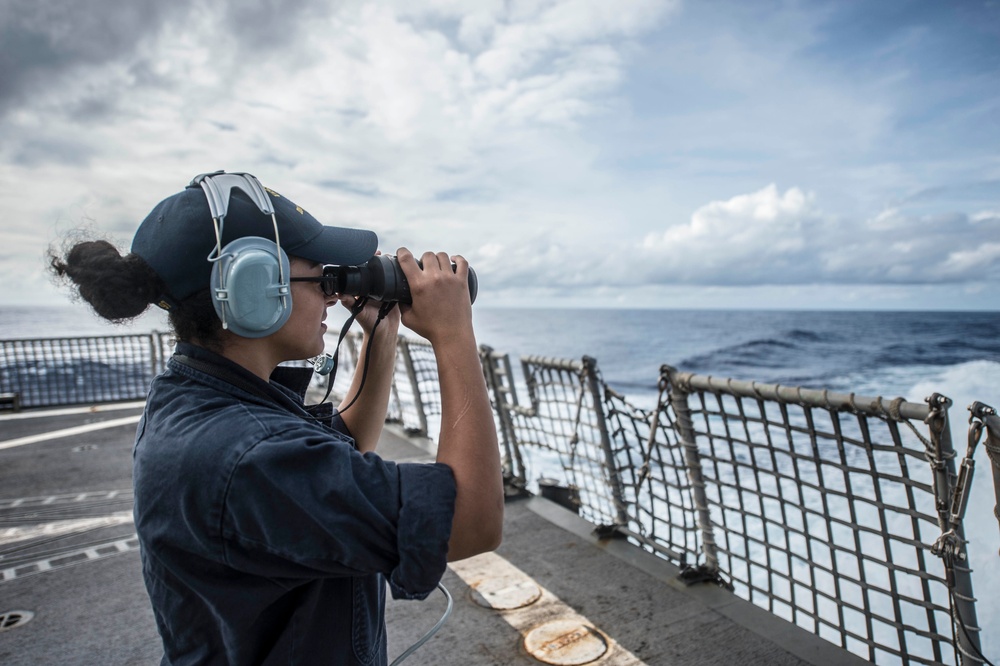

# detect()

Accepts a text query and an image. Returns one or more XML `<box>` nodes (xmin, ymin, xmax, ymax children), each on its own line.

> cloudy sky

<box><xmin>2</xmin><ymin>0</ymin><xmax>998</xmax><ymax>310</ymax></box>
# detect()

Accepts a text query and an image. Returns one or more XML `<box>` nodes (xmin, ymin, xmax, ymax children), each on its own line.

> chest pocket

<box><xmin>352</xmin><ymin>574</ymin><xmax>386</xmax><ymax>665</ymax></box>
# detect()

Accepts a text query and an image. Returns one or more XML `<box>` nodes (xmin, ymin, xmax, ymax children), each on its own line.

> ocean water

<box><xmin>468</xmin><ymin>308</ymin><xmax>1000</xmax><ymax>402</ymax></box>
<box><xmin>3</xmin><ymin>304</ymin><xmax>999</xmax><ymax>659</ymax></box>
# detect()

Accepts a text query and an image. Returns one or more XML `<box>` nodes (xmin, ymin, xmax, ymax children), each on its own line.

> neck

<box><xmin>213</xmin><ymin>335</ymin><xmax>279</xmax><ymax>382</ymax></box>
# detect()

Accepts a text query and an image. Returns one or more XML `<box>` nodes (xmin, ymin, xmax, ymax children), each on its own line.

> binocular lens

<box><xmin>328</xmin><ymin>255</ymin><xmax>477</xmax><ymax>304</ymax></box>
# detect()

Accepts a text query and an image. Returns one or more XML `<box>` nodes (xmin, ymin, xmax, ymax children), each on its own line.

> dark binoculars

<box><xmin>326</xmin><ymin>255</ymin><xmax>478</xmax><ymax>304</ymax></box>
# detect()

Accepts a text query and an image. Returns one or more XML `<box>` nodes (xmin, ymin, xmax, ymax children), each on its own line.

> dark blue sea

<box><xmin>2</xmin><ymin>303</ymin><xmax>999</xmax><ymax>656</ymax></box>
<box><xmin>470</xmin><ymin>308</ymin><xmax>1000</xmax><ymax>404</ymax></box>
<box><xmin>2</xmin><ymin>304</ymin><xmax>998</xmax><ymax>414</ymax></box>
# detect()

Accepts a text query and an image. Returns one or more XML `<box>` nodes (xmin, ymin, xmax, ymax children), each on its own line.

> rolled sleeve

<box><xmin>389</xmin><ymin>462</ymin><xmax>456</xmax><ymax>600</ymax></box>
<box><xmin>221</xmin><ymin>428</ymin><xmax>457</xmax><ymax>598</ymax></box>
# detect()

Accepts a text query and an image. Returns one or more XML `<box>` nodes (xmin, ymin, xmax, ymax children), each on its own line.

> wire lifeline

<box><xmin>636</xmin><ymin>374</ymin><xmax>671</xmax><ymax>487</ymax></box>
<box><xmin>944</xmin><ymin>551</ymin><xmax>995</xmax><ymax>666</ymax></box>
<box><xmin>389</xmin><ymin>583</ymin><xmax>453</xmax><ymax>666</ymax></box>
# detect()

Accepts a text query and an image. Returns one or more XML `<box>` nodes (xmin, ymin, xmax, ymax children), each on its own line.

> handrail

<box><xmin>1</xmin><ymin>330</ymin><xmax>995</xmax><ymax>664</ymax></box>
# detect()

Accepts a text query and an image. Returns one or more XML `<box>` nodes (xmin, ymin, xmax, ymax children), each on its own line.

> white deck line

<box><xmin>0</xmin><ymin>415</ymin><xmax>142</xmax><ymax>451</ymax></box>
<box><xmin>0</xmin><ymin>401</ymin><xmax>146</xmax><ymax>422</ymax></box>
<box><xmin>0</xmin><ymin>512</ymin><xmax>134</xmax><ymax>546</ymax></box>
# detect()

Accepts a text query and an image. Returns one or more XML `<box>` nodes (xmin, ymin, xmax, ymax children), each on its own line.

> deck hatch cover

<box><xmin>524</xmin><ymin>619</ymin><xmax>609</xmax><ymax>665</ymax></box>
<box><xmin>0</xmin><ymin>610</ymin><xmax>34</xmax><ymax>632</ymax></box>
<box><xmin>470</xmin><ymin>574</ymin><xmax>542</xmax><ymax>610</ymax></box>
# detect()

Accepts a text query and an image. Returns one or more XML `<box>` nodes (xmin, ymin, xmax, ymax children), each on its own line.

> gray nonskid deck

<box><xmin>0</xmin><ymin>407</ymin><xmax>868</xmax><ymax>665</ymax></box>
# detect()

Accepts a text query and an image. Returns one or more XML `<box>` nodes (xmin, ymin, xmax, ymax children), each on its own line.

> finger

<box><xmin>396</xmin><ymin>248</ymin><xmax>421</xmax><ymax>283</ymax></box>
<box><xmin>435</xmin><ymin>252</ymin><xmax>452</xmax><ymax>272</ymax></box>
<box><xmin>420</xmin><ymin>251</ymin><xmax>444</xmax><ymax>271</ymax></box>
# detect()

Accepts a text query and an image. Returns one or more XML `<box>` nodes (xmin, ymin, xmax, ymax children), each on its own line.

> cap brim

<box><xmin>288</xmin><ymin>226</ymin><xmax>379</xmax><ymax>267</ymax></box>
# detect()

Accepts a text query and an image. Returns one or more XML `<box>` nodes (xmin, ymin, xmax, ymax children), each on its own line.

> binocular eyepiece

<box><xmin>327</xmin><ymin>255</ymin><xmax>478</xmax><ymax>304</ymax></box>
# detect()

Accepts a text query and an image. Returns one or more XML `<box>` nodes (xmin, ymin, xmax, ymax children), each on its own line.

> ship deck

<box><xmin>0</xmin><ymin>403</ymin><xmax>867</xmax><ymax>665</ymax></box>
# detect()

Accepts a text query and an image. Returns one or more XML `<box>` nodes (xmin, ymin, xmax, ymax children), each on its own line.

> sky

<box><xmin>1</xmin><ymin>0</ymin><xmax>999</xmax><ymax>310</ymax></box>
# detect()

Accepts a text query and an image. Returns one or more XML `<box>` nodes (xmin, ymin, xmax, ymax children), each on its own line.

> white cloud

<box><xmin>971</xmin><ymin>210</ymin><xmax>1000</xmax><ymax>224</ymax></box>
<box><xmin>1</xmin><ymin>0</ymin><xmax>998</xmax><ymax>311</ymax></box>
<box><xmin>472</xmin><ymin>0</ymin><xmax>673</xmax><ymax>84</ymax></box>
<box><xmin>938</xmin><ymin>243</ymin><xmax>1000</xmax><ymax>278</ymax></box>
<box><xmin>636</xmin><ymin>184</ymin><xmax>821</xmax><ymax>283</ymax></box>
<box><xmin>601</xmin><ymin>184</ymin><xmax>1000</xmax><ymax>288</ymax></box>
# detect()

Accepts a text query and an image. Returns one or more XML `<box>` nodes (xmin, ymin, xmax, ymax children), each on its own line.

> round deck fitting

<box><xmin>0</xmin><ymin>611</ymin><xmax>35</xmax><ymax>632</ymax></box>
<box><xmin>470</xmin><ymin>574</ymin><xmax>542</xmax><ymax>610</ymax></box>
<box><xmin>523</xmin><ymin>619</ymin><xmax>608</xmax><ymax>665</ymax></box>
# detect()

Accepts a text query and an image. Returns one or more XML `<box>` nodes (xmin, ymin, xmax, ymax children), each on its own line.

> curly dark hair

<box><xmin>49</xmin><ymin>239</ymin><xmax>224</xmax><ymax>351</ymax></box>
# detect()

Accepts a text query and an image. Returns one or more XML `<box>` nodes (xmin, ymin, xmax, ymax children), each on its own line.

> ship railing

<box><xmin>335</xmin><ymin>334</ymin><xmax>993</xmax><ymax>666</ymax></box>
<box><xmin>969</xmin><ymin>404</ymin><xmax>1000</xmax><ymax>557</ymax></box>
<box><xmin>0</xmin><ymin>333</ymin><xmax>174</xmax><ymax>408</ymax></box>
<box><xmin>1</xmin><ymin>331</ymin><xmax>996</xmax><ymax>665</ymax></box>
<box><xmin>658</xmin><ymin>369</ymin><xmax>984</xmax><ymax>666</ymax></box>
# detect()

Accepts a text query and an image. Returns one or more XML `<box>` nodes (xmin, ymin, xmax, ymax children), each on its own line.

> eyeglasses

<box><xmin>290</xmin><ymin>267</ymin><xmax>341</xmax><ymax>297</ymax></box>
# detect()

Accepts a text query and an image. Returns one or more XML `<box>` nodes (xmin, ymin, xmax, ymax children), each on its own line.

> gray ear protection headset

<box><xmin>192</xmin><ymin>171</ymin><xmax>291</xmax><ymax>338</ymax></box>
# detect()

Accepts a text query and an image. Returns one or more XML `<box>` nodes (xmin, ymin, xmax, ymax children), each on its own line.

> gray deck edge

<box><xmin>523</xmin><ymin>495</ymin><xmax>873</xmax><ymax>666</ymax></box>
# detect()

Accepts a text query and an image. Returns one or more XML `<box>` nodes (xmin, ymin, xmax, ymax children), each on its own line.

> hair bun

<box><xmin>50</xmin><ymin>240</ymin><xmax>165</xmax><ymax>322</ymax></box>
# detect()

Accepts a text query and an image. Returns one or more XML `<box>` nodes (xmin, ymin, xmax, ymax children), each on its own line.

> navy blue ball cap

<box><xmin>130</xmin><ymin>178</ymin><xmax>378</xmax><ymax>305</ymax></box>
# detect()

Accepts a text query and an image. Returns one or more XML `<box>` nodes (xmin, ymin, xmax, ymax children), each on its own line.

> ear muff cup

<box><xmin>210</xmin><ymin>237</ymin><xmax>292</xmax><ymax>338</ymax></box>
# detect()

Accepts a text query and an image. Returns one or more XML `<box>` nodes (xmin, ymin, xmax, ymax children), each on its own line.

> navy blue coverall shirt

<box><xmin>132</xmin><ymin>343</ymin><xmax>457</xmax><ymax>665</ymax></box>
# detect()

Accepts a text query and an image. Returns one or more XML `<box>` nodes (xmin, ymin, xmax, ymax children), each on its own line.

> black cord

<box><xmin>331</xmin><ymin>300</ymin><xmax>398</xmax><ymax>417</ymax></box>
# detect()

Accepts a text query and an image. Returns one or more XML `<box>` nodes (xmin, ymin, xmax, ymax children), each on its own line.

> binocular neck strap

<box><xmin>317</xmin><ymin>297</ymin><xmax>369</xmax><ymax>404</ymax></box>
<box><xmin>327</xmin><ymin>300</ymin><xmax>398</xmax><ymax>416</ymax></box>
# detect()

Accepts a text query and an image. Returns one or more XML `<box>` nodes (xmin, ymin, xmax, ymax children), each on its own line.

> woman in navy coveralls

<box><xmin>50</xmin><ymin>173</ymin><xmax>503</xmax><ymax>665</ymax></box>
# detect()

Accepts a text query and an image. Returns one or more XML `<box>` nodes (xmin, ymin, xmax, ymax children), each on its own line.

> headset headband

<box><xmin>191</xmin><ymin>171</ymin><xmax>275</xmax><ymax>218</ymax></box>
<box><xmin>192</xmin><ymin>170</ymin><xmax>288</xmax><ymax>333</ymax></box>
